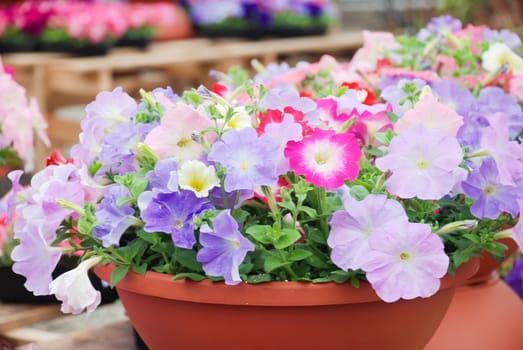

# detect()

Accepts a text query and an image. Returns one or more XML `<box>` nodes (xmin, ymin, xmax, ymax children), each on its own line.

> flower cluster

<box><xmin>0</xmin><ymin>61</ymin><xmax>49</xmax><ymax>265</ymax></box>
<box><xmin>182</xmin><ymin>0</ymin><xmax>336</xmax><ymax>37</ymax></box>
<box><xmin>6</xmin><ymin>15</ymin><xmax>523</xmax><ymax>314</ymax></box>
<box><xmin>0</xmin><ymin>0</ymin><xmax>183</xmax><ymax>53</ymax></box>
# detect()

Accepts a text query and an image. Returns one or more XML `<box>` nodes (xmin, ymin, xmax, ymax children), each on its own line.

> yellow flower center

<box><xmin>173</xmin><ymin>219</ymin><xmax>184</xmax><ymax>229</ymax></box>
<box><xmin>314</xmin><ymin>152</ymin><xmax>329</xmax><ymax>165</ymax></box>
<box><xmin>483</xmin><ymin>185</ymin><xmax>495</xmax><ymax>196</ymax></box>
<box><xmin>416</xmin><ymin>159</ymin><xmax>429</xmax><ymax>169</ymax></box>
<box><xmin>399</xmin><ymin>252</ymin><xmax>410</xmax><ymax>261</ymax></box>
<box><xmin>177</xmin><ymin>136</ymin><xmax>192</xmax><ymax>148</ymax></box>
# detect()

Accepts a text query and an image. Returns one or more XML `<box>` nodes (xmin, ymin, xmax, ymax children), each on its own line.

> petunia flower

<box><xmin>139</xmin><ymin>190</ymin><xmax>212</xmax><ymax>249</ymax></box>
<box><xmin>461</xmin><ymin>158</ymin><xmax>519</xmax><ymax>219</ymax></box>
<box><xmin>376</xmin><ymin>124</ymin><xmax>463</xmax><ymax>200</ymax></box>
<box><xmin>146</xmin><ymin>158</ymin><xmax>179</xmax><ymax>193</ymax></box>
<box><xmin>480</xmin><ymin>113</ymin><xmax>523</xmax><ymax>186</ymax></box>
<box><xmin>394</xmin><ymin>93</ymin><xmax>464</xmax><ymax>137</ymax></box>
<box><xmin>196</xmin><ymin>210</ymin><xmax>255</xmax><ymax>285</ymax></box>
<box><xmin>93</xmin><ymin>184</ymin><xmax>138</xmax><ymax>247</ymax></box>
<box><xmin>49</xmin><ymin>257</ymin><xmax>102</xmax><ymax>314</ymax></box>
<box><xmin>512</xmin><ymin>199</ymin><xmax>523</xmax><ymax>251</ymax></box>
<box><xmin>482</xmin><ymin>42</ymin><xmax>523</xmax><ymax>74</ymax></box>
<box><xmin>144</xmin><ymin>101</ymin><xmax>213</xmax><ymax>162</ymax></box>
<box><xmin>11</xmin><ymin>223</ymin><xmax>62</xmax><ymax>295</ymax></box>
<box><xmin>178</xmin><ymin>160</ymin><xmax>220</xmax><ymax>198</ymax></box>
<box><xmin>208</xmin><ymin>127</ymin><xmax>281</xmax><ymax>192</ymax></box>
<box><xmin>360</xmin><ymin>222</ymin><xmax>449</xmax><ymax>302</ymax></box>
<box><xmin>328</xmin><ymin>194</ymin><xmax>408</xmax><ymax>271</ymax></box>
<box><xmin>284</xmin><ymin>128</ymin><xmax>361</xmax><ymax>190</ymax></box>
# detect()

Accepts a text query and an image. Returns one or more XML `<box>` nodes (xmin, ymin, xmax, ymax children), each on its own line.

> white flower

<box><xmin>482</xmin><ymin>42</ymin><xmax>523</xmax><ymax>74</ymax></box>
<box><xmin>178</xmin><ymin>160</ymin><xmax>220</xmax><ymax>197</ymax></box>
<box><xmin>49</xmin><ymin>257</ymin><xmax>102</xmax><ymax>315</ymax></box>
<box><xmin>216</xmin><ymin>105</ymin><xmax>252</xmax><ymax>130</ymax></box>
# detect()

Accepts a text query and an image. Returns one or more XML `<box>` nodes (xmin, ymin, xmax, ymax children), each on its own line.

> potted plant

<box><xmin>329</xmin><ymin>14</ymin><xmax>523</xmax><ymax>348</ymax></box>
<box><xmin>6</xmin><ymin>15</ymin><xmax>523</xmax><ymax>350</ymax></box>
<box><xmin>0</xmin><ymin>0</ymin><xmax>51</xmax><ymax>53</ymax></box>
<box><xmin>39</xmin><ymin>2</ymin><xmax>125</xmax><ymax>56</ymax></box>
<box><xmin>115</xmin><ymin>3</ymin><xmax>156</xmax><ymax>49</ymax></box>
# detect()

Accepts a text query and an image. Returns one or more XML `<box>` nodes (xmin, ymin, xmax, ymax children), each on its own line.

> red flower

<box><xmin>341</xmin><ymin>81</ymin><xmax>377</xmax><ymax>105</ymax></box>
<box><xmin>46</xmin><ymin>149</ymin><xmax>73</xmax><ymax>166</ymax></box>
<box><xmin>212</xmin><ymin>83</ymin><xmax>228</xmax><ymax>97</ymax></box>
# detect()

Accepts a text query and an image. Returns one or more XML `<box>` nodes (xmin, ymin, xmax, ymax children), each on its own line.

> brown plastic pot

<box><xmin>94</xmin><ymin>258</ymin><xmax>478</xmax><ymax>350</ymax></box>
<box><xmin>426</xmin><ymin>239</ymin><xmax>523</xmax><ymax>349</ymax></box>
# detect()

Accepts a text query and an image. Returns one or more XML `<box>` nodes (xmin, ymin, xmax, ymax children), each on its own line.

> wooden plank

<box><xmin>14</xmin><ymin>321</ymin><xmax>138</xmax><ymax>350</ymax></box>
<box><xmin>0</xmin><ymin>304</ymin><xmax>62</xmax><ymax>333</ymax></box>
<box><xmin>4</xmin><ymin>327</ymin><xmax>61</xmax><ymax>346</ymax></box>
<box><xmin>46</xmin><ymin>31</ymin><xmax>362</xmax><ymax>73</ymax></box>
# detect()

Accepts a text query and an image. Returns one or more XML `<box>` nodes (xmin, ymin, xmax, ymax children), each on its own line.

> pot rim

<box><xmin>94</xmin><ymin>257</ymin><xmax>479</xmax><ymax>306</ymax></box>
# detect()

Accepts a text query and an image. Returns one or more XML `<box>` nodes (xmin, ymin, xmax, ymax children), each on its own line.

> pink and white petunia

<box><xmin>328</xmin><ymin>194</ymin><xmax>408</xmax><ymax>271</ymax></box>
<box><xmin>144</xmin><ymin>101</ymin><xmax>213</xmax><ymax>162</ymax></box>
<box><xmin>376</xmin><ymin>124</ymin><xmax>463</xmax><ymax>200</ymax></box>
<box><xmin>49</xmin><ymin>257</ymin><xmax>103</xmax><ymax>314</ymax></box>
<box><xmin>284</xmin><ymin>128</ymin><xmax>361</xmax><ymax>190</ymax></box>
<box><xmin>360</xmin><ymin>222</ymin><xmax>449</xmax><ymax>302</ymax></box>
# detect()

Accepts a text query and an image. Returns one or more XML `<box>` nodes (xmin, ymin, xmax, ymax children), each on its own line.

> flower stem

<box><xmin>316</xmin><ymin>186</ymin><xmax>329</xmax><ymax>241</ymax></box>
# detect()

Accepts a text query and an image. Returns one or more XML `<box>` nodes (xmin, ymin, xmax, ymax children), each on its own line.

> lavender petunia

<box><xmin>484</xmin><ymin>28</ymin><xmax>522</xmax><ymax>49</ymax></box>
<box><xmin>208</xmin><ymin>127</ymin><xmax>281</xmax><ymax>192</ymax></box>
<box><xmin>417</xmin><ymin>15</ymin><xmax>462</xmax><ymax>41</ymax></box>
<box><xmin>328</xmin><ymin>194</ymin><xmax>408</xmax><ymax>271</ymax></box>
<box><xmin>99</xmin><ymin>122</ymin><xmax>153</xmax><ymax>175</ymax></box>
<box><xmin>462</xmin><ymin>158</ymin><xmax>519</xmax><ymax>219</ymax></box>
<box><xmin>360</xmin><ymin>222</ymin><xmax>449</xmax><ymax>302</ymax></box>
<box><xmin>146</xmin><ymin>158</ymin><xmax>179</xmax><ymax>192</ymax></box>
<box><xmin>11</xmin><ymin>223</ymin><xmax>62</xmax><ymax>295</ymax></box>
<box><xmin>71</xmin><ymin>87</ymin><xmax>137</xmax><ymax>165</ymax></box>
<box><xmin>93</xmin><ymin>184</ymin><xmax>137</xmax><ymax>247</ymax></box>
<box><xmin>431</xmin><ymin>79</ymin><xmax>475</xmax><ymax>118</ymax></box>
<box><xmin>376</xmin><ymin>124</ymin><xmax>463</xmax><ymax>200</ymax></box>
<box><xmin>380</xmin><ymin>78</ymin><xmax>428</xmax><ymax>115</ymax></box>
<box><xmin>140</xmin><ymin>190</ymin><xmax>212</xmax><ymax>249</ymax></box>
<box><xmin>196</xmin><ymin>210</ymin><xmax>255</xmax><ymax>285</ymax></box>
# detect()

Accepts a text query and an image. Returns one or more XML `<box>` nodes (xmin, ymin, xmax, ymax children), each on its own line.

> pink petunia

<box><xmin>144</xmin><ymin>102</ymin><xmax>213</xmax><ymax>162</ymax></box>
<box><xmin>376</xmin><ymin>124</ymin><xmax>463</xmax><ymax>200</ymax></box>
<box><xmin>360</xmin><ymin>222</ymin><xmax>449</xmax><ymax>302</ymax></box>
<box><xmin>284</xmin><ymin>128</ymin><xmax>361</xmax><ymax>190</ymax></box>
<box><xmin>328</xmin><ymin>194</ymin><xmax>408</xmax><ymax>271</ymax></box>
<box><xmin>394</xmin><ymin>93</ymin><xmax>464</xmax><ymax>137</ymax></box>
<box><xmin>509</xmin><ymin>74</ymin><xmax>523</xmax><ymax>102</ymax></box>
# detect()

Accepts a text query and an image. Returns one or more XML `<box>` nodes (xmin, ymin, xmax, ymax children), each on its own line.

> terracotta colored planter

<box><xmin>426</xmin><ymin>239</ymin><xmax>523</xmax><ymax>349</ymax></box>
<box><xmin>94</xmin><ymin>258</ymin><xmax>478</xmax><ymax>350</ymax></box>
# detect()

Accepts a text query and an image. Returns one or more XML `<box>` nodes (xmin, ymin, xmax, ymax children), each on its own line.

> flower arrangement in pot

<box><xmin>40</xmin><ymin>1</ymin><xmax>126</xmax><ymax>56</ymax></box>
<box><xmin>6</xmin><ymin>15</ymin><xmax>523</xmax><ymax>350</ymax></box>
<box><xmin>115</xmin><ymin>3</ymin><xmax>157</xmax><ymax>48</ymax></box>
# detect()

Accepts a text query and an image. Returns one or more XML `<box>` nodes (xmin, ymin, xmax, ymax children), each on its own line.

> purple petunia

<box><xmin>461</xmin><ymin>158</ymin><xmax>519</xmax><ymax>219</ymax></box>
<box><xmin>417</xmin><ymin>14</ymin><xmax>462</xmax><ymax>41</ymax></box>
<box><xmin>93</xmin><ymin>184</ymin><xmax>137</xmax><ymax>247</ymax></box>
<box><xmin>505</xmin><ymin>255</ymin><xmax>523</xmax><ymax>299</ymax></box>
<box><xmin>208</xmin><ymin>127</ymin><xmax>281</xmax><ymax>192</ymax></box>
<box><xmin>146</xmin><ymin>158</ymin><xmax>179</xmax><ymax>193</ymax></box>
<box><xmin>139</xmin><ymin>190</ymin><xmax>212</xmax><ymax>249</ymax></box>
<box><xmin>196</xmin><ymin>210</ymin><xmax>255</xmax><ymax>285</ymax></box>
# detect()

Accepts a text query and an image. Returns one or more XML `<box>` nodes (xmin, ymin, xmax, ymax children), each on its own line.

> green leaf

<box><xmin>244</xmin><ymin>274</ymin><xmax>272</xmax><ymax>284</ymax></box>
<box><xmin>246</xmin><ymin>225</ymin><xmax>273</xmax><ymax>244</ymax></box>
<box><xmin>110</xmin><ymin>265</ymin><xmax>130</xmax><ymax>288</ymax></box>
<box><xmin>349</xmin><ymin>185</ymin><xmax>369</xmax><ymax>201</ymax></box>
<box><xmin>298</xmin><ymin>206</ymin><xmax>317</xmax><ymax>218</ymax></box>
<box><xmin>132</xmin><ymin>263</ymin><xmax>148</xmax><ymax>276</ymax></box>
<box><xmin>137</xmin><ymin>229</ymin><xmax>159</xmax><ymax>244</ymax></box>
<box><xmin>172</xmin><ymin>273</ymin><xmax>206</xmax><ymax>281</ymax></box>
<box><xmin>330</xmin><ymin>270</ymin><xmax>352</xmax><ymax>283</ymax></box>
<box><xmin>264</xmin><ymin>254</ymin><xmax>289</xmax><ymax>273</ymax></box>
<box><xmin>274</xmin><ymin>229</ymin><xmax>301</xmax><ymax>249</ymax></box>
<box><xmin>174</xmin><ymin>249</ymin><xmax>203</xmax><ymax>271</ymax></box>
<box><xmin>288</xmin><ymin>248</ymin><xmax>313</xmax><ymax>262</ymax></box>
